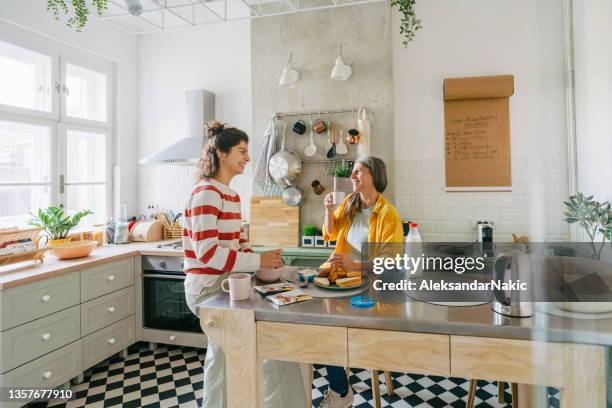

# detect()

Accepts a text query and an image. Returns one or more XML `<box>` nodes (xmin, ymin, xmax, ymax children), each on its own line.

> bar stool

<box><xmin>467</xmin><ymin>379</ymin><xmax>518</xmax><ymax>408</ymax></box>
<box><xmin>345</xmin><ymin>367</ymin><xmax>394</xmax><ymax>408</ymax></box>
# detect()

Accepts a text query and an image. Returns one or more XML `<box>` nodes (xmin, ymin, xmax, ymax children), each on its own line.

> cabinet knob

<box><xmin>41</xmin><ymin>294</ymin><xmax>51</xmax><ymax>302</ymax></box>
<box><xmin>107</xmin><ymin>306</ymin><xmax>115</xmax><ymax>313</ymax></box>
<box><xmin>169</xmin><ymin>335</ymin><xmax>176</xmax><ymax>341</ymax></box>
<box><xmin>107</xmin><ymin>274</ymin><xmax>115</xmax><ymax>282</ymax></box>
<box><xmin>108</xmin><ymin>338</ymin><xmax>116</xmax><ymax>345</ymax></box>
<box><xmin>43</xmin><ymin>371</ymin><xmax>53</xmax><ymax>379</ymax></box>
<box><xmin>41</xmin><ymin>332</ymin><xmax>51</xmax><ymax>341</ymax></box>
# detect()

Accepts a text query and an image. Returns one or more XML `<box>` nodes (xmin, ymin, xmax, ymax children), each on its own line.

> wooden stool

<box><xmin>467</xmin><ymin>379</ymin><xmax>518</xmax><ymax>408</ymax></box>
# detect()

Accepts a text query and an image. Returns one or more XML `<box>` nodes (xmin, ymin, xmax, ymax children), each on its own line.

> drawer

<box><xmin>81</xmin><ymin>258</ymin><xmax>135</xmax><ymax>302</ymax></box>
<box><xmin>81</xmin><ymin>286</ymin><xmax>135</xmax><ymax>336</ymax></box>
<box><xmin>257</xmin><ymin>322</ymin><xmax>347</xmax><ymax>366</ymax></box>
<box><xmin>82</xmin><ymin>315</ymin><xmax>135</xmax><ymax>371</ymax></box>
<box><xmin>348</xmin><ymin>328</ymin><xmax>450</xmax><ymax>376</ymax></box>
<box><xmin>0</xmin><ymin>272</ymin><xmax>80</xmax><ymax>331</ymax></box>
<box><xmin>0</xmin><ymin>340</ymin><xmax>81</xmax><ymax>394</ymax></box>
<box><xmin>1</xmin><ymin>306</ymin><xmax>80</xmax><ymax>374</ymax></box>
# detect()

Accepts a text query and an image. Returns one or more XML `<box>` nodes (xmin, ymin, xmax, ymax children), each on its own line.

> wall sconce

<box><xmin>330</xmin><ymin>44</ymin><xmax>352</xmax><ymax>81</ymax></box>
<box><xmin>279</xmin><ymin>52</ymin><xmax>299</xmax><ymax>88</ymax></box>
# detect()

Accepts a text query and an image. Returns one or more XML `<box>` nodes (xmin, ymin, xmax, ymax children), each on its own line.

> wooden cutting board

<box><xmin>249</xmin><ymin>196</ymin><xmax>299</xmax><ymax>247</ymax></box>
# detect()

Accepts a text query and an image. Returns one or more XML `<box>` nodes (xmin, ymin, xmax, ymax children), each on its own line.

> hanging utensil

<box><xmin>336</xmin><ymin>116</ymin><xmax>348</xmax><ymax>155</ymax></box>
<box><xmin>304</xmin><ymin>115</ymin><xmax>317</xmax><ymax>157</ymax></box>
<box><xmin>357</xmin><ymin>107</ymin><xmax>371</xmax><ymax>156</ymax></box>
<box><xmin>325</xmin><ymin>113</ymin><xmax>333</xmax><ymax>151</ymax></box>
<box><xmin>282</xmin><ymin>184</ymin><xmax>304</xmax><ymax>206</ymax></box>
<box><xmin>326</xmin><ymin>113</ymin><xmax>337</xmax><ymax>158</ymax></box>
<box><xmin>269</xmin><ymin>115</ymin><xmax>302</xmax><ymax>187</ymax></box>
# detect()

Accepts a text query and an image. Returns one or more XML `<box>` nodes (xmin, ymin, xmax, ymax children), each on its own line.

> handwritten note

<box><xmin>444</xmin><ymin>98</ymin><xmax>512</xmax><ymax>191</ymax></box>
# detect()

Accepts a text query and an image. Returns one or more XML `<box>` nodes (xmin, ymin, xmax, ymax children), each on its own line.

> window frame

<box><xmin>0</xmin><ymin>26</ymin><xmax>114</xmax><ymax>228</ymax></box>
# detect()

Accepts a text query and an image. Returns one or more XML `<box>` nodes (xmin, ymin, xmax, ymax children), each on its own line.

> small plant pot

<box><xmin>315</xmin><ymin>235</ymin><xmax>326</xmax><ymax>248</ymax></box>
<box><xmin>327</xmin><ymin>240</ymin><xmax>337</xmax><ymax>248</ymax></box>
<box><xmin>301</xmin><ymin>236</ymin><xmax>315</xmax><ymax>247</ymax></box>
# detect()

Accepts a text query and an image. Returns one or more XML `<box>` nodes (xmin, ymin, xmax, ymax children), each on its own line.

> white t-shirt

<box><xmin>346</xmin><ymin>206</ymin><xmax>373</xmax><ymax>262</ymax></box>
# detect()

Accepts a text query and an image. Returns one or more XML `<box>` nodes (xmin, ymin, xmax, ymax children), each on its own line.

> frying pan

<box><xmin>268</xmin><ymin>116</ymin><xmax>302</xmax><ymax>187</ymax></box>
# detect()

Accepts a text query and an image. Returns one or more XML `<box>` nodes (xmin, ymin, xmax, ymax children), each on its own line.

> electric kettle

<box><xmin>491</xmin><ymin>249</ymin><xmax>534</xmax><ymax>317</ymax></box>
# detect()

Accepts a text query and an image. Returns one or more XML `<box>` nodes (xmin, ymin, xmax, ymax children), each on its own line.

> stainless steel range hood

<box><xmin>139</xmin><ymin>90</ymin><xmax>215</xmax><ymax>165</ymax></box>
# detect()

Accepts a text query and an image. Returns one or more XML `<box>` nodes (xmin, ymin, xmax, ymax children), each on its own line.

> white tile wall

<box><xmin>394</xmin><ymin>157</ymin><xmax>571</xmax><ymax>242</ymax></box>
<box><xmin>138</xmin><ymin>165</ymin><xmax>253</xmax><ymax>220</ymax></box>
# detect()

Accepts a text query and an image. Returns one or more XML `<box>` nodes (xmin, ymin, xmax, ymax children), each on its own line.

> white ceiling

<box><xmin>101</xmin><ymin>0</ymin><xmax>385</xmax><ymax>34</ymax></box>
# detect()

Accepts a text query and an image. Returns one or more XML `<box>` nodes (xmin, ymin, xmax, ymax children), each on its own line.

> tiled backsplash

<box><xmin>394</xmin><ymin>157</ymin><xmax>571</xmax><ymax>242</ymax></box>
<box><xmin>138</xmin><ymin>165</ymin><xmax>253</xmax><ymax>219</ymax></box>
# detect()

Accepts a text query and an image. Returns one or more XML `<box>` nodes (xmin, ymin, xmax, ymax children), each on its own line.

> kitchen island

<box><xmin>198</xmin><ymin>282</ymin><xmax>610</xmax><ymax>408</ymax></box>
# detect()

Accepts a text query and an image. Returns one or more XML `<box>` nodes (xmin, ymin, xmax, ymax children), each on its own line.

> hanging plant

<box><xmin>47</xmin><ymin>0</ymin><xmax>108</xmax><ymax>32</ymax></box>
<box><xmin>390</xmin><ymin>0</ymin><xmax>422</xmax><ymax>47</ymax></box>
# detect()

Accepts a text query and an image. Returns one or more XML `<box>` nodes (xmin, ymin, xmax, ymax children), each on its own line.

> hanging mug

<box><xmin>313</xmin><ymin>119</ymin><xmax>326</xmax><ymax>134</ymax></box>
<box><xmin>292</xmin><ymin>119</ymin><xmax>307</xmax><ymax>135</ymax></box>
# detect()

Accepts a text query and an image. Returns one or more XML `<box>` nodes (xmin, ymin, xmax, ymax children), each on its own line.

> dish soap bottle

<box><xmin>404</xmin><ymin>222</ymin><xmax>423</xmax><ymax>278</ymax></box>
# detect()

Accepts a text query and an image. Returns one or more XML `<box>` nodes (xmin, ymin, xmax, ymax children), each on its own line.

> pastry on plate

<box><xmin>314</xmin><ymin>277</ymin><xmax>330</xmax><ymax>287</ymax></box>
<box><xmin>336</xmin><ymin>276</ymin><xmax>362</xmax><ymax>287</ymax></box>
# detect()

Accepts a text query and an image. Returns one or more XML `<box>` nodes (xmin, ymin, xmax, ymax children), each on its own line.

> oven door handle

<box><xmin>143</xmin><ymin>273</ymin><xmax>186</xmax><ymax>280</ymax></box>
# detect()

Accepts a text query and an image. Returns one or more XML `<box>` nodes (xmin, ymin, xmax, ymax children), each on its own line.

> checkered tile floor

<box><xmin>26</xmin><ymin>342</ymin><xmax>560</xmax><ymax>407</ymax></box>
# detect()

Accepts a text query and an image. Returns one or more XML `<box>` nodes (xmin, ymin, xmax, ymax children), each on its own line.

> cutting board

<box><xmin>249</xmin><ymin>196</ymin><xmax>299</xmax><ymax>247</ymax></box>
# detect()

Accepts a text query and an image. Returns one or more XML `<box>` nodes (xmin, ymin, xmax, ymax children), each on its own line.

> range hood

<box><xmin>139</xmin><ymin>90</ymin><xmax>215</xmax><ymax>165</ymax></box>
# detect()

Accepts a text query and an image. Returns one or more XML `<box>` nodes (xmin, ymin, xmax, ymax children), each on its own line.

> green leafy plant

<box><xmin>563</xmin><ymin>193</ymin><xmax>611</xmax><ymax>259</ymax></box>
<box><xmin>390</xmin><ymin>0</ymin><xmax>422</xmax><ymax>47</ymax></box>
<box><xmin>47</xmin><ymin>0</ymin><xmax>108</xmax><ymax>31</ymax></box>
<box><xmin>327</xmin><ymin>163</ymin><xmax>352</xmax><ymax>178</ymax></box>
<box><xmin>29</xmin><ymin>205</ymin><xmax>94</xmax><ymax>240</ymax></box>
<box><xmin>303</xmin><ymin>225</ymin><xmax>319</xmax><ymax>236</ymax></box>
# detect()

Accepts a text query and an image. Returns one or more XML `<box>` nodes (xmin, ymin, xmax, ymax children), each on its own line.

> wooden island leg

<box><xmin>200</xmin><ymin>308</ymin><xmax>261</xmax><ymax>408</ymax></box>
<box><xmin>560</xmin><ymin>344</ymin><xmax>605</xmax><ymax>408</ymax></box>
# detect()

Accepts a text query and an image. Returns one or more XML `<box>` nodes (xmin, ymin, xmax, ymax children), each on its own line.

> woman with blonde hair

<box><xmin>183</xmin><ymin>122</ymin><xmax>307</xmax><ymax>408</ymax></box>
<box><xmin>319</xmin><ymin>155</ymin><xmax>403</xmax><ymax>408</ymax></box>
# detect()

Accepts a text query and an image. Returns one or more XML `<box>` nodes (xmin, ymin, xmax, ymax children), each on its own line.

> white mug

<box><xmin>332</xmin><ymin>191</ymin><xmax>346</xmax><ymax>205</ymax></box>
<box><xmin>221</xmin><ymin>273</ymin><xmax>252</xmax><ymax>301</ymax></box>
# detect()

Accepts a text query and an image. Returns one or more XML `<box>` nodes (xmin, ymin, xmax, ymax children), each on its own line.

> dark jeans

<box><xmin>325</xmin><ymin>365</ymin><xmax>349</xmax><ymax>395</ymax></box>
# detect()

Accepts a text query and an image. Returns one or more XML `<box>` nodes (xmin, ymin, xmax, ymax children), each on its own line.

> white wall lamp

<box><xmin>125</xmin><ymin>0</ymin><xmax>143</xmax><ymax>16</ymax></box>
<box><xmin>330</xmin><ymin>44</ymin><xmax>352</xmax><ymax>81</ymax></box>
<box><xmin>279</xmin><ymin>52</ymin><xmax>300</xmax><ymax>88</ymax></box>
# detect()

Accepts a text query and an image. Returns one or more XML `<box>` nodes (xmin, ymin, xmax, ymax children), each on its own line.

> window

<box><xmin>0</xmin><ymin>35</ymin><xmax>112</xmax><ymax>229</ymax></box>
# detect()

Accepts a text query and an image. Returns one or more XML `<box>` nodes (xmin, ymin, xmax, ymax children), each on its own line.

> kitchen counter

<box><xmin>198</xmin><ymin>276</ymin><xmax>609</xmax><ymax>407</ymax></box>
<box><xmin>199</xmin><ymin>279</ymin><xmax>612</xmax><ymax>346</ymax></box>
<box><xmin>0</xmin><ymin>242</ymin><xmax>331</xmax><ymax>290</ymax></box>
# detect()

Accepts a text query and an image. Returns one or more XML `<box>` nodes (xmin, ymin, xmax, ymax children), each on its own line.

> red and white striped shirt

<box><xmin>182</xmin><ymin>178</ymin><xmax>259</xmax><ymax>295</ymax></box>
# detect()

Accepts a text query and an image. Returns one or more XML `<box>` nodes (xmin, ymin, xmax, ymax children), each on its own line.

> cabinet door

<box><xmin>81</xmin><ymin>258</ymin><xmax>134</xmax><ymax>302</ymax></box>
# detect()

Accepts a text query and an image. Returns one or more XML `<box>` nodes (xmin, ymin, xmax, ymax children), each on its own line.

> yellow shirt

<box><xmin>323</xmin><ymin>193</ymin><xmax>404</xmax><ymax>258</ymax></box>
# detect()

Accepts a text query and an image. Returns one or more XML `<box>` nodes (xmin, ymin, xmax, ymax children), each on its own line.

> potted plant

<box><xmin>29</xmin><ymin>205</ymin><xmax>93</xmax><ymax>247</ymax></box>
<box><xmin>46</xmin><ymin>0</ymin><xmax>108</xmax><ymax>31</ymax></box>
<box><xmin>563</xmin><ymin>193</ymin><xmax>611</xmax><ymax>260</ymax></box>
<box><xmin>327</xmin><ymin>162</ymin><xmax>352</xmax><ymax>204</ymax></box>
<box><xmin>314</xmin><ymin>227</ymin><xmax>326</xmax><ymax>248</ymax></box>
<box><xmin>302</xmin><ymin>225</ymin><xmax>318</xmax><ymax>247</ymax></box>
<box><xmin>390</xmin><ymin>0</ymin><xmax>422</xmax><ymax>47</ymax></box>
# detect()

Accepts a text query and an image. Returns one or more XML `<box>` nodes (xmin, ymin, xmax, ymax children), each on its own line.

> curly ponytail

<box><xmin>196</xmin><ymin>121</ymin><xmax>249</xmax><ymax>181</ymax></box>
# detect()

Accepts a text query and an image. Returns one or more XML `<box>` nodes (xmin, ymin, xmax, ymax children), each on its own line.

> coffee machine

<box><xmin>477</xmin><ymin>221</ymin><xmax>494</xmax><ymax>257</ymax></box>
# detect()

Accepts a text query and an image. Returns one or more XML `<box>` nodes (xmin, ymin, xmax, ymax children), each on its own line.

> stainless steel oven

<box><xmin>138</xmin><ymin>256</ymin><xmax>206</xmax><ymax>347</ymax></box>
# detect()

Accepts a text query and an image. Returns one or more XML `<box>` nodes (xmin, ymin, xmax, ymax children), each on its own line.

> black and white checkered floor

<box><xmin>27</xmin><ymin>342</ymin><xmax>560</xmax><ymax>408</ymax></box>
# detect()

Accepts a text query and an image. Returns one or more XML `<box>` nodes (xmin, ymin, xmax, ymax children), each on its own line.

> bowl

<box><xmin>298</xmin><ymin>269</ymin><xmax>317</xmax><ymax>282</ymax></box>
<box><xmin>49</xmin><ymin>240</ymin><xmax>97</xmax><ymax>260</ymax></box>
<box><xmin>256</xmin><ymin>265</ymin><xmax>298</xmax><ymax>282</ymax></box>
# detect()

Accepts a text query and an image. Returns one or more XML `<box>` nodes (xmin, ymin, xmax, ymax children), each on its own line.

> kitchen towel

<box><xmin>253</xmin><ymin>119</ymin><xmax>284</xmax><ymax>197</ymax></box>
